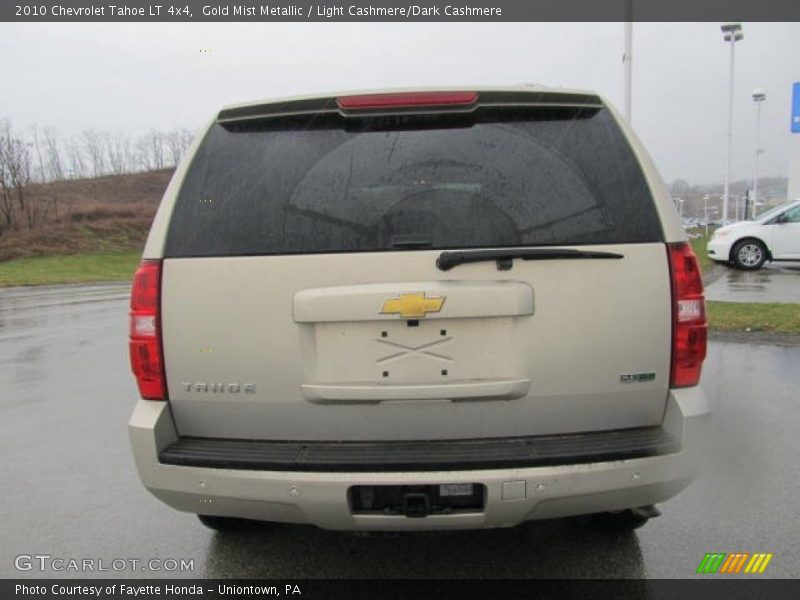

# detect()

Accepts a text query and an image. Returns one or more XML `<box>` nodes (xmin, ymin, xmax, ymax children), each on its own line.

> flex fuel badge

<box><xmin>620</xmin><ymin>372</ymin><xmax>656</xmax><ymax>383</ymax></box>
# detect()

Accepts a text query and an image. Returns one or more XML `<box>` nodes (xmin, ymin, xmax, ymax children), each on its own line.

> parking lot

<box><xmin>1</xmin><ymin>283</ymin><xmax>799</xmax><ymax>579</ymax></box>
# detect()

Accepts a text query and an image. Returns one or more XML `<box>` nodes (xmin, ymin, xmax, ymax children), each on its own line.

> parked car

<box><xmin>128</xmin><ymin>87</ymin><xmax>709</xmax><ymax>533</ymax></box>
<box><xmin>707</xmin><ymin>199</ymin><xmax>800</xmax><ymax>269</ymax></box>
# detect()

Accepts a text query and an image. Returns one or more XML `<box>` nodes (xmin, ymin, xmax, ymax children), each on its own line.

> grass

<box><xmin>707</xmin><ymin>301</ymin><xmax>800</xmax><ymax>334</ymax></box>
<box><xmin>0</xmin><ymin>251</ymin><xmax>141</xmax><ymax>287</ymax></box>
<box><xmin>688</xmin><ymin>228</ymin><xmax>714</xmax><ymax>274</ymax></box>
<box><xmin>0</xmin><ymin>217</ymin><xmax>152</xmax><ymax>263</ymax></box>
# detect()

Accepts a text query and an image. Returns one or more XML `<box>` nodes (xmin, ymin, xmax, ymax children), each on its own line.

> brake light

<box><xmin>668</xmin><ymin>243</ymin><xmax>707</xmax><ymax>388</ymax></box>
<box><xmin>336</xmin><ymin>91</ymin><xmax>478</xmax><ymax>110</ymax></box>
<box><xmin>129</xmin><ymin>260</ymin><xmax>166</xmax><ymax>400</ymax></box>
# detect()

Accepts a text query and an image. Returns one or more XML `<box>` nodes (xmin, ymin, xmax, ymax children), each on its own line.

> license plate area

<box><xmin>349</xmin><ymin>484</ymin><xmax>486</xmax><ymax>517</ymax></box>
<box><xmin>304</xmin><ymin>316</ymin><xmax>523</xmax><ymax>387</ymax></box>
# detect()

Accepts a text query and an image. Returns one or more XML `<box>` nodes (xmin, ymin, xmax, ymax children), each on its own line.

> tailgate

<box><xmin>162</xmin><ymin>244</ymin><xmax>671</xmax><ymax>440</ymax></box>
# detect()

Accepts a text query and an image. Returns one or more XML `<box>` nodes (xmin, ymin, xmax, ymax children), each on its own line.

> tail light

<box><xmin>668</xmin><ymin>243</ymin><xmax>707</xmax><ymax>387</ymax></box>
<box><xmin>129</xmin><ymin>260</ymin><xmax>166</xmax><ymax>400</ymax></box>
<box><xmin>336</xmin><ymin>91</ymin><xmax>478</xmax><ymax>110</ymax></box>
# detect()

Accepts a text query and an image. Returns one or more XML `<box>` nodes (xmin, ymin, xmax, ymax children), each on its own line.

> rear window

<box><xmin>165</xmin><ymin>105</ymin><xmax>662</xmax><ymax>257</ymax></box>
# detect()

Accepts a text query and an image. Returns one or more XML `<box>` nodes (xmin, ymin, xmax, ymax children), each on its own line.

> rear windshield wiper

<box><xmin>436</xmin><ymin>248</ymin><xmax>624</xmax><ymax>271</ymax></box>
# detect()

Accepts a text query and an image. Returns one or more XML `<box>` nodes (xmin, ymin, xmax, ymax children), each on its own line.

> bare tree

<box><xmin>104</xmin><ymin>132</ymin><xmax>131</xmax><ymax>175</ymax></box>
<box><xmin>165</xmin><ymin>128</ymin><xmax>194</xmax><ymax>166</ymax></box>
<box><xmin>134</xmin><ymin>134</ymin><xmax>152</xmax><ymax>171</ymax></box>
<box><xmin>0</xmin><ymin>120</ymin><xmax>34</xmax><ymax>229</ymax></box>
<box><xmin>0</xmin><ymin>121</ymin><xmax>15</xmax><ymax>231</ymax></box>
<box><xmin>148</xmin><ymin>130</ymin><xmax>166</xmax><ymax>169</ymax></box>
<box><xmin>82</xmin><ymin>129</ymin><xmax>106</xmax><ymax>177</ymax></box>
<box><xmin>122</xmin><ymin>135</ymin><xmax>137</xmax><ymax>173</ymax></box>
<box><xmin>41</xmin><ymin>128</ymin><xmax>65</xmax><ymax>221</ymax></box>
<box><xmin>30</xmin><ymin>125</ymin><xmax>47</xmax><ymax>183</ymax></box>
<box><xmin>671</xmin><ymin>178</ymin><xmax>690</xmax><ymax>199</ymax></box>
<box><xmin>43</xmin><ymin>127</ymin><xmax>65</xmax><ymax>181</ymax></box>
<box><xmin>165</xmin><ymin>130</ymin><xmax>181</xmax><ymax>166</ymax></box>
<box><xmin>64</xmin><ymin>136</ymin><xmax>86</xmax><ymax>179</ymax></box>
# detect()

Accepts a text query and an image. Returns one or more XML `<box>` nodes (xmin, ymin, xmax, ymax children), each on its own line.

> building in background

<box><xmin>789</xmin><ymin>82</ymin><xmax>800</xmax><ymax>200</ymax></box>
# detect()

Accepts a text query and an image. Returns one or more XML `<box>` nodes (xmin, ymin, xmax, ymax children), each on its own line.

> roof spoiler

<box><xmin>216</xmin><ymin>90</ymin><xmax>604</xmax><ymax>124</ymax></box>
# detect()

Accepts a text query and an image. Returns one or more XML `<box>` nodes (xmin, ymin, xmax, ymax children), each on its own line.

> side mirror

<box><xmin>775</xmin><ymin>213</ymin><xmax>789</xmax><ymax>224</ymax></box>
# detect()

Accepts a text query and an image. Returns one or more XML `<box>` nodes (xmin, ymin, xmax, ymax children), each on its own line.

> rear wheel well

<box><xmin>729</xmin><ymin>237</ymin><xmax>771</xmax><ymax>262</ymax></box>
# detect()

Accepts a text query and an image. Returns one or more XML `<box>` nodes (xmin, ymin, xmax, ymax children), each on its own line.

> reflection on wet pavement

<box><xmin>705</xmin><ymin>261</ymin><xmax>800</xmax><ymax>303</ymax></box>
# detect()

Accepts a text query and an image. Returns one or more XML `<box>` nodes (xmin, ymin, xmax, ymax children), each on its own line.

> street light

<box><xmin>623</xmin><ymin>0</ymin><xmax>633</xmax><ymax>122</ymax></box>
<box><xmin>721</xmin><ymin>22</ymin><xmax>743</xmax><ymax>225</ymax></box>
<box><xmin>751</xmin><ymin>88</ymin><xmax>766</xmax><ymax>220</ymax></box>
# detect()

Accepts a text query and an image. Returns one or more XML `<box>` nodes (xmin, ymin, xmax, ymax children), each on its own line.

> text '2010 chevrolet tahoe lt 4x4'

<box><xmin>128</xmin><ymin>87</ymin><xmax>709</xmax><ymax>532</ymax></box>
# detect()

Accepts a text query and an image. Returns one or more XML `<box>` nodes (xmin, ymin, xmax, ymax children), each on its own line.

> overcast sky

<box><xmin>2</xmin><ymin>22</ymin><xmax>798</xmax><ymax>185</ymax></box>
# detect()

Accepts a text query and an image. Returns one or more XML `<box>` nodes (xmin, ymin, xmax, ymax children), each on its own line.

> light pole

<box><xmin>752</xmin><ymin>88</ymin><xmax>766</xmax><ymax>220</ymax></box>
<box><xmin>623</xmin><ymin>5</ymin><xmax>633</xmax><ymax>122</ymax></box>
<box><xmin>721</xmin><ymin>22</ymin><xmax>743</xmax><ymax>225</ymax></box>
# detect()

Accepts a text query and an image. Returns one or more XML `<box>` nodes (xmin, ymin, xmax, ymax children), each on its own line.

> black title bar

<box><xmin>3</xmin><ymin>0</ymin><xmax>800</xmax><ymax>22</ymax></box>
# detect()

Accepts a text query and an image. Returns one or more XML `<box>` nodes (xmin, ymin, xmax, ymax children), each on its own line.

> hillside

<box><xmin>0</xmin><ymin>169</ymin><xmax>173</xmax><ymax>262</ymax></box>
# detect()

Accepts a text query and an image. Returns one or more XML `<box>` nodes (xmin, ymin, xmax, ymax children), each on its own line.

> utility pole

<box><xmin>752</xmin><ymin>89</ymin><xmax>766</xmax><ymax>219</ymax></box>
<box><xmin>623</xmin><ymin>1</ymin><xmax>633</xmax><ymax>122</ymax></box>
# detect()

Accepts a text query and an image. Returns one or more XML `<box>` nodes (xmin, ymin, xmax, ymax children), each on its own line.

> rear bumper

<box><xmin>159</xmin><ymin>426</ymin><xmax>679</xmax><ymax>472</ymax></box>
<box><xmin>129</xmin><ymin>388</ymin><xmax>709</xmax><ymax>531</ymax></box>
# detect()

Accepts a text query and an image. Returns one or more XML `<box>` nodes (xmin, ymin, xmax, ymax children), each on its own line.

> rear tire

<box><xmin>731</xmin><ymin>239</ymin><xmax>767</xmax><ymax>270</ymax></box>
<box><xmin>588</xmin><ymin>509</ymin><xmax>652</xmax><ymax>532</ymax></box>
<box><xmin>197</xmin><ymin>514</ymin><xmax>263</xmax><ymax>531</ymax></box>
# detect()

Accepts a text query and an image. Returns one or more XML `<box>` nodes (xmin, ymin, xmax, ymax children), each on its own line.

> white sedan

<box><xmin>707</xmin><ymin>200</ymin><xmax>800</xmax><ymax>270</ymax></box>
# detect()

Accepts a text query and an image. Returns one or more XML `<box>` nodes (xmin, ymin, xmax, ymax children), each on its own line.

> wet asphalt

<box><xmin>705</xmin><ymin>261</ymin><xmax>800</xmax><ymax>303</ymax></box>
<box><xmin>1</xmin><ymin>283</ymin><xmax>799</xmax><ymax>579</ymax></box>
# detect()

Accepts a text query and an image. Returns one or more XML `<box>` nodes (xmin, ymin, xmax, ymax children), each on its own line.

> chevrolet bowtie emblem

<box><xmin>380</xmin><ymin>293</ymin><xmax>445</xmax><ymax>318</ymax></box>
